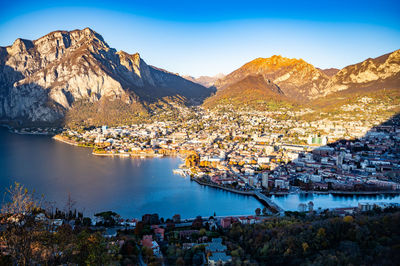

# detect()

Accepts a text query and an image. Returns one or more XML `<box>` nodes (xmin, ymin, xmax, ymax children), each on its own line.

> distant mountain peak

<box><xmin>214</xmin><ymin>55</ymin><xmax>329</xmax><ymax>101</ymax></box>
<box><xmin>182</xmin><ymin>73</ymin><xmax>225</xmax><ymax>87</ymax></box>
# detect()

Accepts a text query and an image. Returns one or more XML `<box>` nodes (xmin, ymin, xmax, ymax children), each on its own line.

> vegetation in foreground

<box><xmin>223</xmin><ymin>209</ymin><xmax>400</xmax><ymax>265</ymax></box>
<box><xmin>1</xmin><ymin>183</ymin><xmax>400</xmax><ymax>265</ymax></box>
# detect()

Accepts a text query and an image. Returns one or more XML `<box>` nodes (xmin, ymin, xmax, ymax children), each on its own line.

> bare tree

<box><xmin>64</xmin><ymin>192</ymin><xmax>76</xmax><ymax>220</ymax></box>
<box><xmin>1</xmin><ymin>182</ymin><xmax>41</xmax><ymax>215</ymax></box>
<box><xmin>0</xmin><ymin>182</ymin><xmax>45</xmax><ymax>265</ymax></box>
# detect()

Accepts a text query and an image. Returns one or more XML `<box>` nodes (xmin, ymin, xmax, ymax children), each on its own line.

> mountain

<box><xmin>205</xmin><ymin>50</ymin><xmax>400</xmax><ymax>108</ymax></box>
<box><xmin>213</xmin><ymin>55</ymin><xmax>330</xmax><ymax>101</ymax></box>
<box><xmin>182</xmin><ymin>73</ymin><xmax>225</xmax><ymax>88</ymax></box>
<box><xmin>317</xmin><ymin>68</ymin><xmax>339</xmax><ymax>77</ymax></box>
<box><xmin>203</xmin><ymin>74</ymin><xmax>291</xmax><ymax>109</ymax></box>
<box><xmin>0</xmin><ymin>28</ymin><xmax>214</xmax><ymax>126</ymax></box>
<box><xmin>323</xmin><ymin>50</ymin><xmax>400</xmax><ymax>96</ymax></box>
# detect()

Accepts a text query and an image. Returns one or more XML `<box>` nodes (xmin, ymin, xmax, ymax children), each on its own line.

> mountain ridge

<box><xmin>205</xmin><ymin>50</ymin><xmax>400</xmax><ymax>108</ymax></box>
<box><xmin>1</xmin><ymin>28</ymin><xmax>398</xmax><ymax>125</ymax></box>
<box><xmin>0</xmin><ymin>28</ymin><xmax>214</xmax><ymax>126</ymax></box>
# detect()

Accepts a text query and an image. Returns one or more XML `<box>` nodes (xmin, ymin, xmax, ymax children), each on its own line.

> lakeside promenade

<box><xmin>192</xmin><ymin>178</ymin><xmax>284</xmax><ymax>213</ymax></box>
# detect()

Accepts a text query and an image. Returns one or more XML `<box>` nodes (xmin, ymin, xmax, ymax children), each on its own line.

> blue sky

<box><xmin>0</xmin><ymin>0</ymin><xmax>399</xmax><ymax>77</ymax></box>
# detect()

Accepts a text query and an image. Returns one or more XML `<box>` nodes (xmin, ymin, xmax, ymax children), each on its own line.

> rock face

<box><xmin>324</xmin><ymin>50</ymin><xmax>400</xmax><ymax>95</ymax></box>
<box><xmin>0</xmin><ymin>28</ymin><xmax>213</xmax><ymax>125</ymax></box>
<box><xmin>207</xmin><ymin>51</ymin><xmax>400</xmax><ymax>106</ymax></box>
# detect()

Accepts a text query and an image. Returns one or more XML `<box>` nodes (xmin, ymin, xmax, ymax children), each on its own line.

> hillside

<box><xmin>203</xmin><ymin>75</ymin><xmax>294</xmax><ymax>110</ymax></box>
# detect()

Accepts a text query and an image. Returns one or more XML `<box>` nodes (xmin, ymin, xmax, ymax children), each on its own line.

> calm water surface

<box><xmin>270</xmin><ymin>193</ymin><xmax>400</xmax><ymax>211</ymax></box>
<box><xmin>0</xmin><ymin>127</ymin><xmax>262</xmax><ymax>218</ymax></box>
<box><xmin>1</xmin><ymin>127</ymin><xmax>399</xmax><ymax>218</ymax></box>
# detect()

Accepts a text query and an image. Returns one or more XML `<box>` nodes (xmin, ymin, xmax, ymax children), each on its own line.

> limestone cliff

<box><xmin>0</xmin><ymin>28</ymin><xmax>213</xmax><ymax>125</ymax></box>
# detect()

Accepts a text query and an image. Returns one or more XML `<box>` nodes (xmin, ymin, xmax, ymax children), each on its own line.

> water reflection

<box><xmin>270</xmin><ymin>193</ymin><xmax>400</xmax><ymax>211</ymax></box>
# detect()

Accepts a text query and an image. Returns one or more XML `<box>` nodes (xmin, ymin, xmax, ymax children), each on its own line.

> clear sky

<box><xmin>0</xmin><ymin>0</ymin><xmax>399</xmax><ymax>77</ymax></box>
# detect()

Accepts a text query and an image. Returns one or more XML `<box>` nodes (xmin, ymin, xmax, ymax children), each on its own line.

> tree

<box><xmin>302</xmin><ymin>242</ymin><xmax>309</xmax><ymax>253</ymax></box>
<box><xmin>142</xmin><ymin>246</ymin><xmax>154</xmax><ymax>264</ymax></box>
<box><xmin>94</xmin><ymin>211</ymin><xmax>118</xmax><ymax>226</ymax></box>
<box><xmin>255</xmin><ymin>208</ymin><xmax>261</xmax><ymax>216</ymax></box>
<box><xmin>199</xmin><ymin>228</ymin><xmax>207</xmax><ymax>236</ymax></box>
<box><xmin>64</xmin><ymin>192</ymin><xmax>76</xmax><ymax>221</ymax></box>
<box><xmin>82</xmin><ymin>217</ymin><xmax>92</xmax><ymax>226</ymax></box>
<box><xmin>262</xmin><ymin>207</ymin><xmax>268</xmax><ymax>216</ymax></box>
<box><xmin>75</xmin><ymin>231</ymin><xmax>112</xmax><ymax>265</ymax></box>
<box><xmin>185</xmin><ymin>153</ymin><xmax>200</xmax><ymax>167</ymax></box>
<box><xmin>0</xmin><ymin>182</ymin><xmax>46</xmax><ymax>265</ymax></box>
<box><xmin>0</xmin><ymin>183</ymin><xmax>112</xmax><ymax>265</ymax></box>
<box><xmin>343</xmin><ymin>215</ymin><xmax>354</xmax><ymax>223</ymax></box>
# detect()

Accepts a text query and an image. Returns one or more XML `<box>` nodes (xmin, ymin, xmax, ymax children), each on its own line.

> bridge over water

<box><xmin>254</xmin><ymin>191</ymin><xmax>285</xmax><ymax>214</ymax></box>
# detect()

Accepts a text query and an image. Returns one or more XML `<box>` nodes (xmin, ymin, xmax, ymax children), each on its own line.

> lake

<box><xmin>1</xmin><ymin>127</ymin><xmax>399</xmax><ymax>219</ymax></box>
<box><xmin>271</xmin><ymin>193</ymin><xmax>400</xmax><ymax>211</ymax></box>
<box><xmin>0</xmin><ymin>127</ymin><xmax>262</xmax><ymax>219</ymax></box>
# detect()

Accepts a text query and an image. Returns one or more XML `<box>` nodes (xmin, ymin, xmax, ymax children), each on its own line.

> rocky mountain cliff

<box><xmin>206</xmin><ymin>50</ymin><xmax>400</xmax><ymax>107</ymax></box>
<box><xmin>0</xmin><ymin>28</ymin><xmax>213</xmax><ymax>125</ymax></box>
<box><xmin>323</xmin><ymin>50</ymin><xmax>400</xmax><ymax>95</ymax></box>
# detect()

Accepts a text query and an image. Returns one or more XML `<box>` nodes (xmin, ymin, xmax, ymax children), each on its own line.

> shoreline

<box><xmin>312</xmin><ymin>190</ymin><xmax>400</xmax><ymax>196</ymax></box>
<box><xmin>91</xmin><ymin>152</ymin><xmax>165</xmax><ymax>158</ymax></box>
<box><xmin>1</xmin><ymin>124</ymin><xmax>56</xmax><ymax>136</ymax></box>
<box><xmin>52</xmin><ymin>135</ymin><xmax>81</xmax><ymax>146</ymax></box>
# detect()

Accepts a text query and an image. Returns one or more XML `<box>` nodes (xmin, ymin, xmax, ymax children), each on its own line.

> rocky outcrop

<box><xmin>0</xmin><ymin>28</ymin><xmax>213</xmax><ymax>125</ymax></box>
<box><xmin>324</xmin><ymin>50</ymin><xmax>400</xmax><ymax>95</ymax></box>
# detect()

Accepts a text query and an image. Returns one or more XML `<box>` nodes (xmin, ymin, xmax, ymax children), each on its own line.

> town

<box><xmin>52</xmin><ymin>99</ymin><xmax>400</xmax><ymax>210</ymax></box>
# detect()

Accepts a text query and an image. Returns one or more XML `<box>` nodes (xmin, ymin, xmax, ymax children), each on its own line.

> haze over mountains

<box><xmin>182</xmin><ymin>73</ymin><xmax>225</xmax><ymax>88</ymax></box>
<box><xmin>0</xmin><ymin>28</ymin><xmax>399</xmax><ymax>126</ymax></box>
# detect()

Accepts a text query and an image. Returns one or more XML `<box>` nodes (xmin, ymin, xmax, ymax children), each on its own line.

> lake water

<box><xmin>0</xmin><ymin>127</ymin><xmax>262</xmax><ymax>219</ymax></box>
<box><xmin>271</xmin><ymin>193</ymin><xmax>400</xmax><ymax>211</ymax></box>
<box><xmin>1</xmin><ymin>127</ymin><xmax>399</xmax><ymax>219</ymax></box>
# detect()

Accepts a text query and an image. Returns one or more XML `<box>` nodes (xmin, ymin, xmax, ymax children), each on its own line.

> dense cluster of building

<box><xmin>59</xmin><ymin>103</ymin><xmax>400</xmax><ymax>196</ymax></box>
